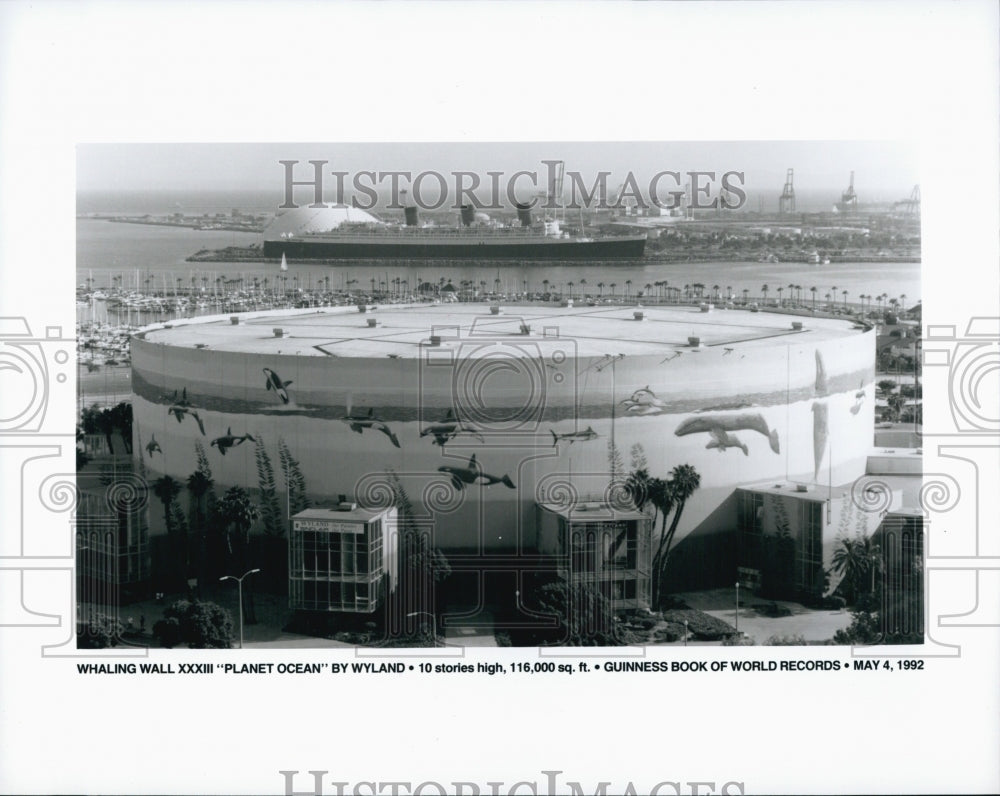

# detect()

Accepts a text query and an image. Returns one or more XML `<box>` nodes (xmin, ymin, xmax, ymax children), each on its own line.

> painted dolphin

<box><xmin>815</xmin><ymin>350</ymin><xmax>829</xmax><ymax>396</ymax></box>
<box><xmin>850</xmin><ymin>381</ymin><xmax>866</xmax><ymax>416</ymax></box>
<box><xmin>438</xmin><ymin>453</ymin><xmax>515</xmax><ymax>491</ymax></box>
<box><xmin>675</xmin><ymin>413</ymin><xmax>780</xmax><ymax>454</ymax></box>
<box><xmin>550</xmin><ymin>426</ymin><xmax>599</xmax><ymax>447</ymax></box>
<box><xmin>263</xmin><ymin>367</ymin><xmax>293</xmax><ymax>404</ymax></box>
<box><xmin>145</xmin><ymin>435</ymin><xmax>162</xmax><ymax>457</ymax></box>
<box><xmin>812</xmin><ymin>402</ymin><xmax>829</xmax><ymax>480</ymax></box>
<box><xmin>211</xmin><ymin>427</ymin><xmax>257</xmax><ymax>455</ymax></box>
<box><xmin>706</xmin><ymin>428</ymin><xmax>748</xmax><ymax>456</ymax></box>
<box><xmin>342</xmin><ymin>407</ymin><xmax>400</xmax><ymax>448</ymax></box>
<box><xmin>621</xmin><ymin>386</ymin><xmax>666</xmax><ymax>409</ymax></box>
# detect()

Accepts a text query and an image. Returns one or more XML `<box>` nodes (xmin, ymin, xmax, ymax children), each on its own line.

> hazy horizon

<box><xmin>77</xmin><ymin>141</ymin><xmax>919</xmax><ymax>205</ymax></box>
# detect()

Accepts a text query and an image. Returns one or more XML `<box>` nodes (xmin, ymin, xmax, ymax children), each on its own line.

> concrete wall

<box><xmin>131</xmin><ymin>327</ymin><xmax>875</xmax><ymax>567</ymax></box>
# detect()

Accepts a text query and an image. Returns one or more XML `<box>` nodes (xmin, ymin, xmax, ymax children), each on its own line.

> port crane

<box><xmin>893</xmin><ymin>184</ymin><xmax>920</xmax><ymax>216</ymax></box>
<box><xmin>779</xmin><ymin>168</ymin><xmax>795</xmax><ymax>214</ymax></box>
<box><xmin>839</xmin><ymin>171</ymin><xmax>858</xmax><ymax>212</ymax></box>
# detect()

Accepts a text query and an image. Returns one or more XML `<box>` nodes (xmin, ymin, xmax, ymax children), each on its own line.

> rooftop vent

<box><xmin>688</xmin><ymin>336</ymin><xmax>701</xmax><ymax>347</ymax></box>
<box><xmin>792</xmin><ymin>321</ymin><xmax>804</xmax><ymax>330</ymax></box>
<box><xmin>366</xmin><ymin>318</ymin><xmax>378</xmax><ymax>328</ymax></box>
<box><xmin>273</xmin><ymin>328</ymin><xmax>284</xmax><ymax>338</ymax></box>
<box><xmin>490</xmin><ymin>305</ymin><xmax>502</xmax><ymax>315</ymax></box>
<box><xmin>335</xmin><ymin>501</ymin><xmax>358</xmax><ymax>512</ymax></box>
<box><xmin>519</xmin><ymin>323</ymin><xmax>532</xmax><ymax>335</ymax></box>
<box><xmin>429</xmin><ymin>335</ymin><xmax>442</xmax><ymax>347</ymax></box>
<box><xmin>795</xmin><ymin>484</ymin><xmax>809</xmax><ymax>493</ymax></box>
<box><xmin>633</xmin><ymin>311</ymin><xmax>645</xmax><ymax>321</ymax></box>
<box><xmin>699</xmin><ymin>303</ymin><xmax>712</xmax><ymax>313</ymax></box>
<box><xmin>358</xmin><ymin>303</ymin><xmax>369</xmax><ymax>313</ymax></box>
<box><xmin>230</xmin><ymin>316</ymin><xmax>240</xmax><ymax>325</ymax></box>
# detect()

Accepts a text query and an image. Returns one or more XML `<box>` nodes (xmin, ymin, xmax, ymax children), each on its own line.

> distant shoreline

<box><xmin>186</xmin><ymin>245</ymin><xmax>920</xmax><ymax>266</ymax></box>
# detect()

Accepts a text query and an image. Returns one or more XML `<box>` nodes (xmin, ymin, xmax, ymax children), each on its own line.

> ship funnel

<box><xmin>515</xmin><ymin>202</ymin><xmax>533</xmax><ymax>227</ymax></box>
<box><xmin>460</xmin><ymin>205</ymin><xmax>476</xmax><ymax>226</ymax></box>
<box><xmin>404</xmin><ymin>206</ymin><xmax>419</xmax><ymax>226</ymax></box>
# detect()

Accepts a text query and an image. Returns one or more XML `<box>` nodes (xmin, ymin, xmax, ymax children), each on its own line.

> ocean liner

<box><xmin>262</xmin><ymin>203</ymin><xmax>646</xmax><ymax>261</ymax></box>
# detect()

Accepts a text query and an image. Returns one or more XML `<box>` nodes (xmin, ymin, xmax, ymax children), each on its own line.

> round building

<box><xmin>130</xmin><ymin>301</ymin><xmax>875</xmax><ymax>597</ymax></box>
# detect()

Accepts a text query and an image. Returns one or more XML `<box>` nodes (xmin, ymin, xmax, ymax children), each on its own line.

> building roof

<box><xmin>291</xmin><ymin>506</ymin><xmax>392</xmax><ymax>524</ymax></box>
<box><xmin>137</xmin><ymin>302</ymin><xmax>866</xmax><ymax>360</ymax></box>
<box><xmin>537</xmin><ymin>501</ymin><xmax>650</xmax><ymax>522</ymax></box>
<box><xmin>265</xmin><ymin>205</ymin><xmax>381</xmax><ymax>239</ymax></box>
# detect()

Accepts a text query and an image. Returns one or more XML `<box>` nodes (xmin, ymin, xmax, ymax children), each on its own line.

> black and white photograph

<box><xmin>1</xmin><ymin>2</ymin><xmax>998</xmax><ymax>795</ymax></box>
<box><xmin>74</xmin><ymin>142</ymin><xmax>924</xmax><ymax>651</ymax></box>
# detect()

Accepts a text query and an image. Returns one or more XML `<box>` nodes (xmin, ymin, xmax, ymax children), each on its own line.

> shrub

<box><xmin>153</xmin><ymin>600</ymin><xmax>234</xmax><ymax>648</ymax></box>
<box><xmin>722</xmin><ymin>634</ymin><xmax>756</xmax><ymax>646</ymax></box>
<box><xmin>78</xmin><ymin>614</ymin><xmax>123</xmax><ymax>649</ymax></box>
<box><xmin>153</xmin><ymin>616</ymin><xmax>183</xmax><ymax>648</ymax></box>
<box><xmin>653</xmin><ymin>625</ymin><xmax>683</xmax><ymax>643</ymax></box>
<box><xmin>660</xmin><ymin>608</ymin><xmax>735</xmax><ymax>641</ymax></box>
<box><xmin>765</xmin><ymin>633</ymin><xmax>807</xmax><ymax>646</ymax></box>
<box><xmin>752</xmin><ymin>601</ymin><xmax>793</xmax><ymax>618</ymax></box>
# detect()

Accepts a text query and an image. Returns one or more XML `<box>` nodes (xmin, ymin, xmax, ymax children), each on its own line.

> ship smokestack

<box><xmin>515</xmin><ymin>202</ymin><xmax>533</xmax><ymax>227</ymax></box>
<box><xmin>404</xmin><ymin>206</ymin><xmax>419</xmax><ymax>227</ymax></box>
<box><xmin>460</xmin><ymin>205</ymin><xmax>475</xmax><ymax>227</ymax></box>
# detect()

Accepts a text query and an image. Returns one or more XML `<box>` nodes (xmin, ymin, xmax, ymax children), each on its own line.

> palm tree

<box><xmin>810</xmin><ymin>286</ymin><xmax>817</xmax><ymax>309</ymax></box>
<box><xmin>597</xmin><ymin>281</ymin><xmax>604</xmax><ymax>297</ymax></box>
<box><xmin>776</xmin><ymin>286</ymin><xmax>784</xmax><ymax>306</ymax></box>
<box><xmin>153</xmin><ymin>475</ymin><xmax>186</xmax><ymax>588</ymax></box>
<box><xmin>214</xmin><ymin>486</ymin><xmax>261</xmax><ymax>622</ymax></box>
<box><xmin>153</xmin><ymin>476</ymin><xmax>182</xmax><ymax>531</ymax></box>
<box><xmin>900</xmin><ymin>293</ymin><xmax>907</xmax><ymax>314</ymax></box>
<box><xmin>649</xmin><ymin>464</ymin><xmax>701</xmax><ymax>606</ymax></box>
<box><xmin>610</xmin><ymin>282</ymin><xmax>617</xmax><ymax>298</ymax></box>
<box><xmin>761</xmin><ymin>284</ymin><xmax>769</xmax><ymax>304</ymax></box>
<box><xmin>625</xmin><ymin>279</ymin><xmax>632</xmax><ymax>299</ymax></box>
<box><xmin>187</xmin><ymin>470</ymin><xmax>214</xmax><ymax>583</ymax></box>
<box><xmin>832</xmin><ymin>533</ymin><xmax>882</xmax><ymax>605</ymax></box>
<box><xmin>567</xmin><ymin>281</ymin><xmax>575</xmax><ymax>299</ymax></box>
<box><xmin>842</xmin><ymin>290</ymin><xmax>848</xmax><ymax>309</ymax></box>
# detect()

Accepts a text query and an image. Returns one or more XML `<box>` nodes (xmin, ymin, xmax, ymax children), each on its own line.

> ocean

<box><xmin>76</xmin><ymin>185</ymin><xmax>920</xmax><ymax>327</ymax></box>
<box><xmin>76</xmin><ymin>216</ymin><xmax>921</xmax><ymax>310</ymax></box>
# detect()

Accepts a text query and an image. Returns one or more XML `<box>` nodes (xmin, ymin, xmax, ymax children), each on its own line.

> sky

<box><xmin>76</xmin><ymin>140</ymin><xmax>919</xmax><ymax>206</ymax></box>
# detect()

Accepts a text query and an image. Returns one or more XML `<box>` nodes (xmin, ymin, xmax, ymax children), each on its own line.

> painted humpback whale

<box><xmin>675</xmin><ymin>412</ymin><xmax>780</xmax><ymax>454</ymax></box>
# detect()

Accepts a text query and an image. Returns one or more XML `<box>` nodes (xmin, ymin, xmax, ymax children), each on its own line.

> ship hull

<box><xmin>262</xmin><ymin>235</ymin><xmax>646</xmax><ymax>260</ymax></box>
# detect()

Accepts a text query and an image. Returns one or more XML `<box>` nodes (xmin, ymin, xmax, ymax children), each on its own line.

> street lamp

<box><xmin>219</xmin><ymin>568</ymin><xmax>260</xmax><ymax>649</ymax></box>
<box><xmin>405</xmin><ymin>611</ymin><xmax>439</xmax><ymax>647</ymax></box>
<box><xmin>735</xmin><ymin>581</ymin><xmax>740</xmax><ymax>635</ymax></box>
